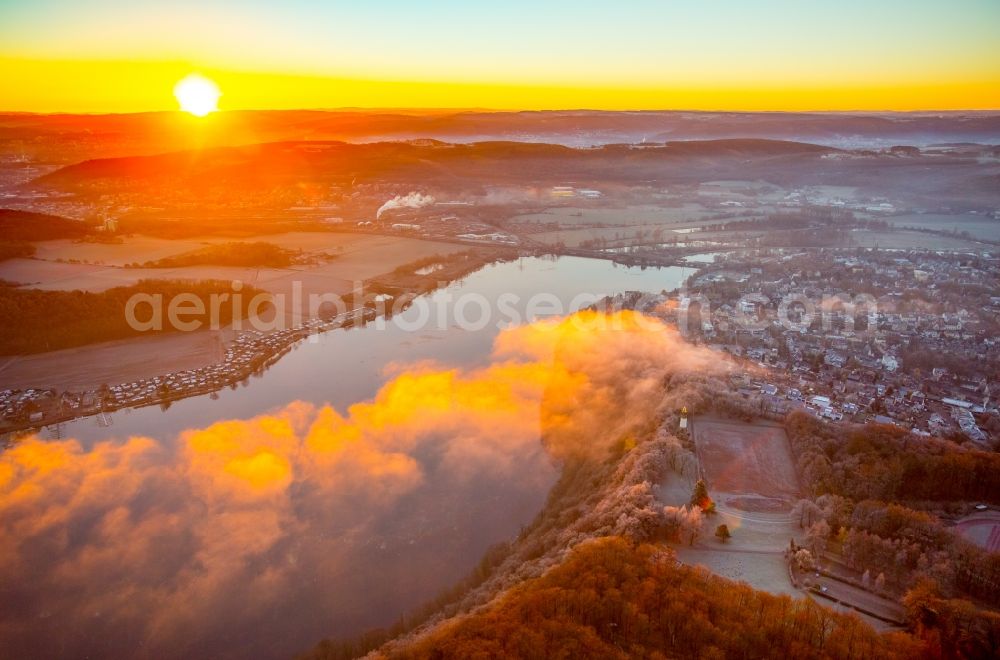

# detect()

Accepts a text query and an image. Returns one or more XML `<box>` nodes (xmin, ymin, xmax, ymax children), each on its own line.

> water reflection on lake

<box><xmin>33</xmin><ymin>255</ymin><xmax>695</xmax><ymax>658</ymax></box>
<box><xmin>682</xmin><ymin>251</ymin><xmax>723</xmax><ymax>264</ymax></box>
<box><xmin>58</xmin><ymin>256</ymin><xmax>694</xmax><ymax>444</ymax></box>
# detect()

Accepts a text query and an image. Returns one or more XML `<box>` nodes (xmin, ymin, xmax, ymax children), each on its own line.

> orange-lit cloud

<box><xmin>0</xmin><ymin>311</ymin><xmax>723</xmax><ymax>659</ymax></box>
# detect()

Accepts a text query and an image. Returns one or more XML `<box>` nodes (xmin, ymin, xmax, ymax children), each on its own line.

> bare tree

<box><xmin>663</xmin><ymin>505</ymin><xmax>704</xmax><ymax>546</ymax></box>
<box><xmin>807</xmin><ymin>520</ymin><xmax>831</xmax><ymax>556</ymax></box>
<box><xmin>791</xmin><ymin>499</ymin><xmax>822</xmax><ymax>529</ymax></box>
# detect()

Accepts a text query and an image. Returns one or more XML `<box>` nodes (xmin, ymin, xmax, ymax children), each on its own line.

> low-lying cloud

<box><xmin>0</xmin><ymin>311</ymin><xmax>720</xmax><ymax>659</ymax></box>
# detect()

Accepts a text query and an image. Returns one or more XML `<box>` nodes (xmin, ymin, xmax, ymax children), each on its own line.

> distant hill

<box><xmin>2</xmin><ymin>110</ymin><xmax>999</xmax><ymax>164</ymax></box>
<box><xmin>661</xmin><ymin>138</ymin><xmax>833</xmax><ymax>155</ymax></box>
<box><xmin>34</xmin><ymin>138</ymin><xmax>838</xmax><ymax>191</ymax></box>
<box><xmin>27</xmin><ymin>135</ymin><xmax>1000</xmax><ymax>213</ymax></box>
<box><xmin>0</xmin><ymin>209</ymin><xmax>93</xmax><ymax>241</ymax></box>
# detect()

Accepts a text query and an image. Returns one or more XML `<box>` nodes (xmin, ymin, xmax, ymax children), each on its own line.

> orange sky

<box><xmin>1</xmin><ymin>1</ymin><xmax>999</xmax><ymax>112</ymax></box>
<box><xmin>4</xmin><ymin>57</ymin><xmax>999</xmax><ymax>113</ymax></box>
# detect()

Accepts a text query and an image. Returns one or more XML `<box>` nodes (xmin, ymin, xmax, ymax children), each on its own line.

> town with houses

<box><xmin>0</xmin><ymin>307</ymin><xmax>375</xmax><ymax>439</ymax></box>
<box><xmin>626</xmin><ymin>247</ymin><xmax>1000</xmax><ymax>446</ymax></box>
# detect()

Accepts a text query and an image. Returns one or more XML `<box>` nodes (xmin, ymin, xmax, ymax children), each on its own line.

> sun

<box><xmin>174</xmin><ymin>74</ymin><xmax>221</xmax><ymax>117</ymax></box>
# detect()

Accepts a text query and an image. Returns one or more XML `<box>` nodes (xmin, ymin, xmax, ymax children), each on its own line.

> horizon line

<box><xmin>3</xmin><ymin>107</ymin><xmax>1000</xmax><ymax>117</ymax></box>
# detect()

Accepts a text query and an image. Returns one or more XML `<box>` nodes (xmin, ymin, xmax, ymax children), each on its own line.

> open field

<box><xmin>675</xmin><ymin>547</ymin><xmax>797</xmax><ymax>597</ymax></box>
<box><xmin>525</xmin><ymin>217</ymin><xmax>744</xmax><ymax>248</ymax></box>
<box><xmin>29</xmin><ymin>235</ymin><xmax>232</xmax><ymax>266</ymax></box>
<box><xmin>0</xmin><ymin>258</ymin><xmax>107</xmax><ymax>286</ymax></box>
<box><xmin>888</xmin><ymin>213</ymin><xmax>1000</xmax><ymax>242</ymax></box>
<box><xmin>658</xmin><ymin>420</ymin><xmax>905</xmax><ymax>625</ymax></box>
<box><xmin>657</xmin><ymin>466</ymin><xmax>798</xmax><ymax>599</ymax></box>
<box><xmin>954</xmin><ymin>511</ymin><xmax>1000</xmax><ymax>552</ymax></box>
<box><xmin>0</xmin><ymin>328</ymin><xmax>233</xmax><ymax>391</ymax></box>
<box><xmin>529</xmin><ymin>223</ymin><xmax>726</xmax><ymax>248</ymax></box>
<box><xmin>1</xmin><ymin>258</ymin><xmax>291</xmax><ymax>291</ymax></box>
<box><xmin>658</xmin><ymin>471</ymin><xmax>799</xmax><ymax>552</ymax></box>
<box><xmin>849</xmin><ymin>229</ymin><xmax>988</xmax><ymax>251</ymax></box>
<box><xmin>692</xmin><ymin>417</ymin><xmax>800</xmax><ymax>510</ymax></box>
<box><xmin>27</xmin><ymin>232</ymin><xmax>415</xmax><ymax>267</ymax></box>
<box><xmin>510</xmin><ymin>204</ymin><xmax>716</xmax><ymax>227</ymax></box>
<box><xmin>0</xmin><ymin>233</ymin><xmax>480</xmax><ymax>390</ymax></box>
<box><xmin>0</xmin><ymin>233</ymin><xmax>470</xmax><ymax>298</ymax></box>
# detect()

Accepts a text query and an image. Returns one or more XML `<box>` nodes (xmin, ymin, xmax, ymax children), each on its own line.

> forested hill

<box><xmin>0</xmin><ymin>280</ymin><xmax>265</xmax><ymax>355</ymax></box>
<box><xmin>34</xmin><ymin>139</ymin><xmax>837</xmax><ymax>191</ymax></box>
<box><xmin>301</xmin><ymin>386</ymin><xmax>1000</xmax><ymax>660</ymax></box>
<box><xmin>4</xmin><ymin>110</ymin><xmax>999</xmax><ymax>163</ymax></box>
<box><xmin>382</xmin><ymin>537</ymin><xmax>923</xmax><ymax>660</ymax></box>
<box><xmin>0</xmin><ymin>208</ymin><xmax>93</xmax><ymax>241</ymax></box>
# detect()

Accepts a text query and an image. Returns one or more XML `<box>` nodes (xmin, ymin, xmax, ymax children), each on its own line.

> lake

<box><xmin>55</xmin><ymin>256</ymin><xmax>695</xmax><ymax>444</ymax></box>
<box><xmin>25</xmin><ymin>255</ymin><xmax>696</xmax><ymax>659</ymax></box>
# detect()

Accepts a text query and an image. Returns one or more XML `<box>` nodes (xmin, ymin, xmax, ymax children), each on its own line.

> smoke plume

<box><xmin>376</xmin><ymin>192</ymin><xmax>435</xmax><ymax>220</ymax></box>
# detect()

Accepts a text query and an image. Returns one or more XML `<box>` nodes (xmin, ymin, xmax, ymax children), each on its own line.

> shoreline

<box><xmin>0</xmin><ymin>249</ymin><xmax>510</xmax><ymax>441</ymax></box>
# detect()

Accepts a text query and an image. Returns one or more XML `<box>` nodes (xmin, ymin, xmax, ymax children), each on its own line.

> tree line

<box><xmin>0</xmin><ymin>242</ymin><xmax>35</xmax><ymax>262</ymax></box>
<box><xmin>786</xmin><ymin>412</ymin><xmax>1000</xmax><ymax>504</ymax></box>
<box><xmin>0</xmin><ymin>208</ymin><xmax>94</xmax><ymax>241</ymax></box>
<box><xmin>388</xmin><ymin>537</ymin><xmax>923</xmax><ymax>660</ymax></box>
<box><xmin>129</xmin><ymin>241</ymin><xmax>299</xmax><ymax>269</ymax></box>
<box><xmin>784</xmin><ymin>411</ymin><xmax>1000</xmax><ymax>654</ymax></box>
<box><xmin>0</xmin><ymin>279</ymin><xmax>266</xmax><ymax>354</ymax></box>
